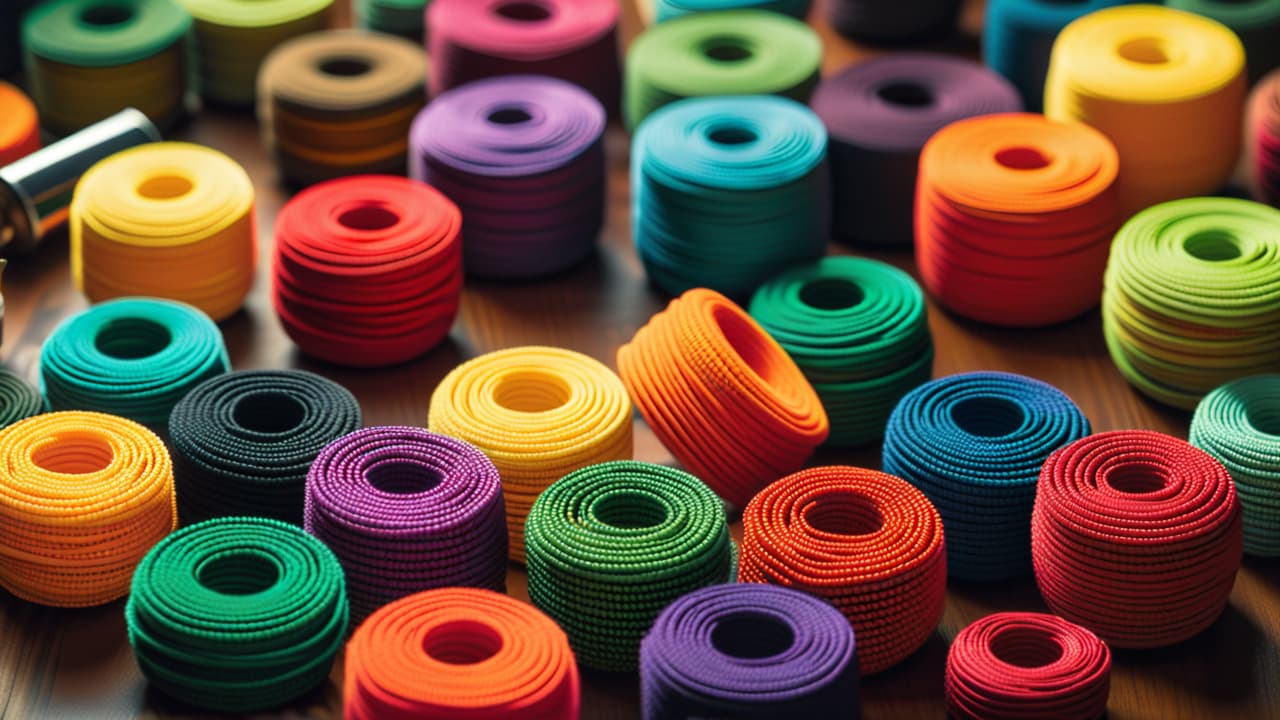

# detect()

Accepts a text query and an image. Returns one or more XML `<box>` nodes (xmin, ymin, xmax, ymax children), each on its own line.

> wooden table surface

<box><xmin>3</xmin><ymin>1</ymin><xmax>1279</xmax><ymax>718</ymax></box>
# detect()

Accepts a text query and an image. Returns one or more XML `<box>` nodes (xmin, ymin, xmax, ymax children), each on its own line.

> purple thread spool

<box><xmin>304</xmin><ymin>426</ymin><xmax>507</xmax><ymax>622</ymax></box>
<box><xmin>640</xmin><ymin>583</ymin><xmax>860</xmax><ymax>719</ymax></box>
<box><xmin>409</xmin><ymin>74</ymin><xmax>606</xmax><ymax>279</ymax></box>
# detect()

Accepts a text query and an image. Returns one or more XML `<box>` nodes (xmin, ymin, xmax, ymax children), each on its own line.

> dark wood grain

<box><xmin>3</xmin><ymin>1</ymin><xmax>1279</xmax><ymax>718</ymax></box>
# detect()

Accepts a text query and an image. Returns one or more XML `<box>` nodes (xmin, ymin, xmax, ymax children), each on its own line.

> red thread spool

<box><xmin>272</xmin><ymin>175</ymin><xmax>462</xmax><ymax>367</ymax></box>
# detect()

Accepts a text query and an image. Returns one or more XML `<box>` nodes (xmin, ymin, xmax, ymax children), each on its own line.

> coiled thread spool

<box><xmin>0</xmin><ymin>410</ymin><xmax>175</xmax><ymax>607</ymax></box>
<box><xmin>21</xmin><ymin>0</ymin><xmax>190</xmax><ymax>135</ymax></box>
<box><xmin>258</xmin><ymin>30</ymin><xmax>427</xmax><ymax>186</ymax></box>
<box><xmin>810</xmin><ymin>53</ymin><xmax>1023</xmax><ymax>246</ymax></box>
<box><xmin>945</xmin><ymin>612</ymin><xmax>1111</xmax><ymax>720</ymax></box>
<box><xmin>1191</xmin><ymin>375</ymin><xmax>1280</xmax><ymax>556</ymax></box>
<box><xmin>1032</xmin><ymin>430</ymin><xmax>1243</xmax><ymax>648</ymax></box>
<box><xmin>1101</xmin><ymin>197</ymin><xmax>1280</xmax><ymax>409</ymax></box>
<box><xmin>640</xmin><ymin>583</ymin><xmax>860</xmax><ymax>719</ymax></box>
<box><xmin>0</xmin><ymin>82</ymin><xmax>40</xmax><ymax>165</ymax></box>
<box><xmin>883</xmin><ymin>371</ymin><xmax>1090</xmax><ymax>581</ymax></box>
<box><xmin>749</xmin><ymin>256</ymin><xmax>933</xmax><ymax>447</ymax></box>
<box><xmin>71</xmin><ymin>141</ymin><xmax>257</xmax><ymax>321</ymax></box>
<box><xmin>428</xmin><ymin>346</ymin><xmax>632</xmax><ymax>563</ymax></box>
<box><xmin>345</xmin><ymin>588</ymin><xmax>581</xmax><ymax>719</ymax></box>
<box><xmin>0</xmin><ymin>368</ymin><xmax>44</xmax><ymax>429</ymax></box>
<box><xmin>739</xmin><ymin>465</ymin><xmax>947</xmax><ymax>675</ymax></box>
<box><xmin>1249</xmin><ymin>69</ymin><xmax>1280</xmax><ymax>206</ymax></box>
<box><xmin>617</xmin><ymin>288</ymin><xmax>828</xmax><ymax>509</ymax></box>
<box><xmin>915</xmin><ymin>112</ymin><xmax>1122</xmax><ymax>327</ymax></box>
<box><xmin>169</xmin><ymin>369</ymin><xmax>361</xmax><ymax>525</ymax></box>
<box><xmin>304</xmin><ymin>427</ymin><xmax>508</xmax><ymax>622</ymax></box>
<box><xmin>356</xmin><ymin>0</ymin><xmax>429</xmax><ymax>38</ymax></box>
<box><xmin>654</xmin><ymin>0</ymin><xmax>811</xmax><ymax>21</ymax></box>
<box><xmin>632</xmin><ymin>95</ymin><xmax>828</xmax><ymax>299</ymax></box>
<box><xmin>409</xmin><ymin>75</ymin><xmax>606</xmax><ymax>279</ymax></box>
<box><xmin>126</xmin><ymin>517</ymin><xmax>348</xmax><ymax>712</ymax></box>
<box><xmin>525</xmin><ymin>460</ymin><xmax>733</xmax><ymax>672</ymax></box>
<box><xmin>1167</xmin><ymin>0</ymin><xmax>1280</xmax><ymax>84</ymax></box>
<box><xmin>1045</xmin><ymin>5</ymin><xmax>1246</xmax><ymax>213</ymax></box>
<box><xmin>40</xmin><ymin>297</ymin><xmax>230</xmax><ymax>427</ymax></box>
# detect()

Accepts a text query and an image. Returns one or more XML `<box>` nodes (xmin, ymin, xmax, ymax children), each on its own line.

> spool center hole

<box><xmin>367</xmin><ymin>459</ymin><xmax>444</xmax><ymax>494</ymax></box>
<box><xmin>488</xmin><ymin>107</ymin><xmax>533</xmax><ymax>125</ymax></box>
<box><xmin>876</xmin><ymin>81</ymin><xmax>934</xmax><ymax>107</ymax></box>
<box><xmin>31</xmin><ymin>435</ymin><xmax>114</xmax><ymax>474</ymax></box>
<box><xmin>1246</xmin><ymin>398</ymin><xmax>1280</xmax><ymax>436</ymax></box>
<box><xmin>233</xmin><ymin>393</ymin><xmax>306</xmax><ymax>434</ymax></box>
<box><xmin>425</xmin><ymin>620</ymin><xmax>503</xmax><ymax>664</ymax></box>
<box><xmin>951</xmin><ymin>396</ymin><xmax>1026</xmax><ymax>437</ymax></box>
<box><xmin>806</xmin><ymin>491</ymin><xmax>885</xmax><ymax>535</ymax></box>
<box><xmin>712</xmin><ymin>305</ymin><xmax>787</xmax><ymax>390</ymax></box>
<box><xmin>990</xmin><ymin>627</ymin><xmax>1064</xmax><ymax>668</ymax></box>
<box><xmin>707</xmin><ymin>126</ymin><xmax>758</xmax><ymax>145</ymax></box>
<box><xmin>197</xmin><ymin>552</ymin><xmax>280</xmax><ymax>596</ymax></box>
<box><xmin>1107</xmin><ymin>464</ymin><xmax>1169</xmax><ymax>494</ymax></box>
<box><xmin>94</xmin><ymin>317</ymin><xmax>171</xmax><ymax>360</ymax></box>
<box><xmin>594</xmin><ymin>492</ymin><xmax>668</xmax><ymax>529</ymax></box>
<box><xmin>799</xmin><ymin>279</ymin><xmax>864</xmax><ymax>310</ymax></box>
<box><xmin>703</xmin><ymin>36</ymin><xmax>752</xmax><ymax>62</ymax></box>
<box><xmin>995</xmin><ymin>147</ymin><xmax>1051</xmax><ymax>170</ymax></box>
<box><xmin>492</xmin><ymin>371</ymin><xmax>571</xmax><ymax>413</ymax></box>
<box><xmin>80</xmin><ymin>4</ymin><xmax>134</xmax><ymax>26</ymax></box>
<box><xmin>338</xmin><ymin>205</ymin><xmax>399</xmax><ymax>231</ymax></box>
<box><xmin>137</xmin><ymin>175</ymin><xmax>193</xmax><ymax>200</ymax></box>
<box><xmin>319</xmin><ymin>58</ymin><xmax>372</xmax><ymax>77</ymax></box>
<box><xmin>495</xmin><ymin>1</ymin><xmax>551</xmax><ymax>21</ymax></box>
<box><xmin>1118</xmin><ymin>37</ymin><xmax>1170</xmax><ymax>64</ymax></box>
<box><xmin>1184</xmin><ymin>231</ymin><xmax>1241</xmax><ymax>261</ymax></box>
<box><xmin>711</xmin><ymin>612</ymin><xmax>795</xmax><ymax>659</ymax></box>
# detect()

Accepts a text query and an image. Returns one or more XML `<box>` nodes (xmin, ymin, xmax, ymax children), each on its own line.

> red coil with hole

<box><xmin>737</xmin><ymin>465</ymin><xmax>947</xmax><ymax>675</ymax></box>
<box><xmin>1032</xmin><ymin>430</ymin><xmax>1242</xmax><ymax>648</ymax></box>
<box><xmin>946</xmin><ymin>611</ymin><xmax>1111</xmax><ymax>720</ymax></box>
<box><xmin>272</xmin><ymin>175</ymin><xmax>462</xmax><ymax>367</ymax></box>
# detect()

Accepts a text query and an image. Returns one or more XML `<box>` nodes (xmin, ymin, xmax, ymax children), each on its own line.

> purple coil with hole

<box><xmin>640</xmin><ymin>583</ymin><xmax>860</xmax><ymax>719</ymax></box>
<box><xmin>303</xmin><ymin>426</ymin><xmax>507</xmax><ymax>622</ymax></box>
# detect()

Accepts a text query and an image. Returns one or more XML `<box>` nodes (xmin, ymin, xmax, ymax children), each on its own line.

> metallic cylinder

<box><xmin>0</xmin><ymin>108</ymin><xmax>160</xmax><ymax>254</ymax></box>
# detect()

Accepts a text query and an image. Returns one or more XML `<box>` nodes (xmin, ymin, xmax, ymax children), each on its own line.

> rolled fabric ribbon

<box><xmin>1191</xmin><ymin>375</ymin><xmax>1280</xmax><ymax>556</ymax></box>
<box><xmin>654</xmin><ymin>0</ymin><xmax>811</xmax><ymax>21</ymax></box>
<box><xmin>827</xmin><ymin>0</ymin><xmax>960</xmax><ymax>43</ymax></box>
<box><xmin>916</xmin><ymin>112</ymin><xmax>1122</xmax><ymax>327</ymax></box>
<box><xmin>0</xmin><ymin>82</ymin><xmax>40</xmax><ymax>166</ymax></box>
<box><xmin>624</xmin><ymin>10</ymin><xmax>821</xmax><ymax>130</ymax></box>
<box><xmin>125</xmin><ymin>517</ymin><xmax>348</xmax><ymax>712</ymax></box>
<box><xmin>71</xmin><ymin>141</ymin><xmax>257</xmax><ymax>321</ymax></box>
<box><xmin>738</xmin><ymin>465</ymin><xmax>947</xmax><ymax>675</ymax></box>
<box><xmin>427</xmin><ymin>346</ymin><xmax>632</xmax><ymax>563</ymax></box>
<box><xmin>0</xmin><ymin>368</ymin><xmax>44</xmax><ymax>429</ymax></box>
<box><xmin>617</xmin><ymin>288</ymin><xmax>828</xmax><ymax>508</ymax></box>
<box><xmin>1045</xmin><ymin>5</ymin><xmax>1246</xmax><ymax>213</ymax></box>
<box><xmin>983</xmin><ymin>0</ymin><xmax>1133</xmax><ymax>111</ymax></box>
<box><xmin>1249</xmin><ymin>69</ymin><xmax>1280</xmax><ymax>206</ymax></box>
<box><xmin>525</xmin><ymin>461</ymin><xmax>732</xmax><ymax>672</ymax></box>
<box><xmin>945</xmin><ymin>612</ymin><xmax>1111</xmax><ymax>720</ymax></box>
<box><xmin>40</xmin><ymin>297</ymin><xmax>230</xmax><ymax>426</ymax></box>
<box><xmin>1032</xmin><ymin>430</ymin><xmax>1243</xmax><ymax>648</ymax></box>
<box><xmin>428</xmin><ymin>0</ymin><xmax>620</xmax><ymax>117</ymax></box>
<box><xmin>1167</xmin><ymin>0</ymin><xmax>1280</xmax><ymax>84</ymax></box>
<box><xmin>810</xmin><ymin>53</ymin><xmax>1022</xmax><ymax>246</ymax></box>
<box><xmin>882</xmin><ymin>372</ymin><xmax>1090</xmax><ymax>581</ymax></box>
<box><xmin>409</xmin><ymin>75</ymin><xmax>606</xmax><ymax>279</ymax></box>
<box><xmin>0</xmin><ymin>410</ymin><xmax>175</xmax><ymax>607</ymax></box>
<box><xmin>168</xmin><ymin>369</ymin><xmax>362</xmax><ymax>526</ymax></box>
<box><xmin>272</xmin><ymin>175</ymin><xmax>462</xmax><ymax>367</ymax></box>
<box><xmin>1101</xmin><ymin>197</ymin><xmax>1280</xmax><ymax>408</ymax></box>
<box><xmin>21</xmin><ymin>0</ymin><xmax>190</xmax><ymax>135</ymax></box>
<box><xmin>640</xmin><ymin>583</ymin><xmax>859</xmax><ymax>719</ymax></box>
<box><xmin>304</xmin><ymin>426</ymin><xmax>507</xmax><ymax>622</ymax></box>
<box><xmin>178</xmin><ymin>0</ymin><xmax>333</xmax><ymax>106</ymax></box>
<box><xmin>749</xmin><ymin>256</ymin><xmax>933</xmax><ymax>446</ymax></box>
<box><xmin>345</xmin><ymin>588</ymin><xmax>581</xmax><ymax>719</ymax></box>
<box><xmin>632</xmin><ymin>95</ymin><xmax>828</xmax><ymax>299</ymax></box>
<box><xmin>356</xmin><ymin>0</ymin><xmax>429</xmax><ymax>38</ymax></box>
<box><xmin>258</xmin><ymin>30</ymin><xmax>427</xmax><ymax>187</ymax></box>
